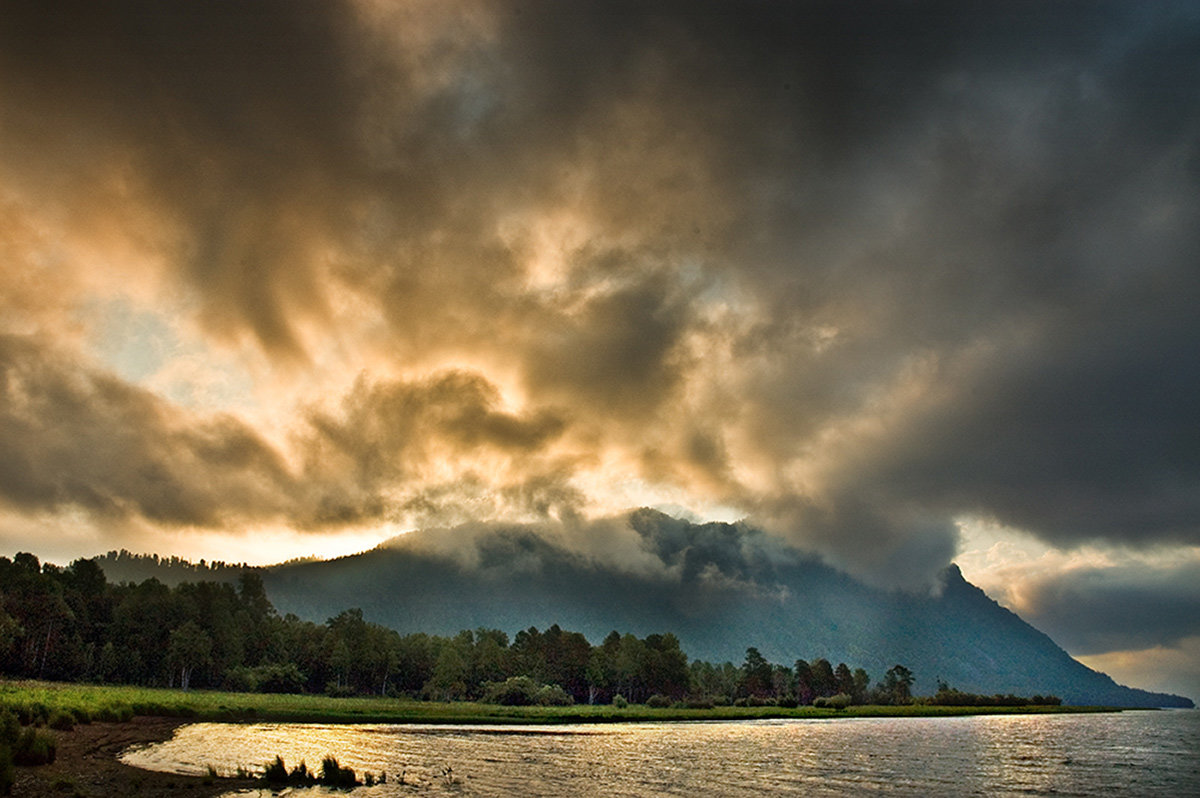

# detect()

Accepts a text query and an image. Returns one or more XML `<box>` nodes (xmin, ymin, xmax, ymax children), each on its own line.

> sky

<box><xmin>1</xmin><ymin>0</ymin><xmax>1198</xmax><ymax>699</ymax></box>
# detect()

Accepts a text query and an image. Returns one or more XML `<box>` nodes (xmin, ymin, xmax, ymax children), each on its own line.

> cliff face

<box><xmin>249</xmin><ymin>511</ymin><xmax>1190</xmax><ymax>707</ymax></box>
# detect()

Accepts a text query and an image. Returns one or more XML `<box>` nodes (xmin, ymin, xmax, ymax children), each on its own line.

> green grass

<box><xmin>0</xmin><ymin>680</ymin><xmax>1121</xmax><ymax>727</ymax></box>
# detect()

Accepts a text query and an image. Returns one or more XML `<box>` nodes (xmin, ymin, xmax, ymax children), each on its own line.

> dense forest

<box><xmin>0</xmin><ymin>553</ymin><xmax>1059</xmax><ymax>708</ymax></box>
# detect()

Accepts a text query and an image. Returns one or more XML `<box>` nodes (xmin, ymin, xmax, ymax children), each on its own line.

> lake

<box><xmin>122</xmin><ymin>710</ymin><xmax>1200</xmax><ymax>796</ymax></box>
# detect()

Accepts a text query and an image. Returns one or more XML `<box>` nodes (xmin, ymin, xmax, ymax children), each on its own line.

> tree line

<box><xmin>0</xmin><ymin>554</ymin><xmax>1058</xmax><ymax>707</ymax></box>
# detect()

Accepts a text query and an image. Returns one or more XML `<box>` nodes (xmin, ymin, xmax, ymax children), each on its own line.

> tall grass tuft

<box><xmin>48</xmin><ymin>711</ymin><xmax>75</xmax><ymax>731</ymax></box>
<box><xmin>12</xmin><ymin>728</ymin><xmax>56</xmax><ymax>766</ymax></box>
<box><xmin>262</xmin><ymin>755</ymin><xmax>289</xmax><ymax>785</ymax></box>
<box><xmin>319</xmin><ymin>756</ymin><xmax>359</xmax><ymax>788</ymax></box>
<box><xmin>0</xmin><ymin>713</ymin><xmax>14</xmax><ymax>797</ymax></box>
<box><xmin>0</xmin><ymin>713</ymin><xmax>17</xmax><ymax>745</ymax></box>
<box><xmin>0</xmin><ymin>745</ymin><xmax>12</xmax><ymax>797</ymax></box>
<box><xmin>288</xmin><ymin>759</ymin><xmax>312</xmax><ymax>785</ymax></box>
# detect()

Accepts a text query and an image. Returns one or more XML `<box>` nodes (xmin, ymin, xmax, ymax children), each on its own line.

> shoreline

<box><xmin>12</xmin><ymin>703</ymin><xmax>1142</xmax><ymax>797</ymax></box>
<box><xmin>2</xmin><ymin>680</ymin><xmax>1134</xmax><ymax>796</ymax></box>
<box><xmin>13</xmin><ymin>717</ymin><xmax>258</xmax><ymax>798</ymax></box>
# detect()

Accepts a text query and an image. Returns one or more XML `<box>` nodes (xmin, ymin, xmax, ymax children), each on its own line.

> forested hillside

<box><xmin>260</xmin><ymin>511</ymin><xmax>1193</xmax><ymax>708</ymax></box>
<box><xmin>94</xmin><ymin>550</ymin><xmax>257</xmax><ymax>586</ymax></box>
<box><xmin>5</xmin><ymin>511</ymin><xmax>1191</xmax><ymax>708</ymax></box>
<box><xmin>0</xmin><ymin>551</ymin><xmax>956</xmax><ymax>707</ymax></box>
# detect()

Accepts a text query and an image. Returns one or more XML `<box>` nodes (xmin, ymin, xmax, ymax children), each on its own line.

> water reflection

<box><xmin>122</xmin><ymin>711</ymin><xmax>1200</xmax><ymax>796</ymax></box>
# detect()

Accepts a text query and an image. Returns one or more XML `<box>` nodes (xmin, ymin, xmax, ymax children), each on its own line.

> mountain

<box><xmin>255</xmin><ymin>510</ymin><xmax>1191</xmax><ymax>708</ymax></box>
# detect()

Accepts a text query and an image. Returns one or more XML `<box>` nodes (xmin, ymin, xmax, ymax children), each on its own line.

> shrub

<box><xmin>48</xmin><ymin>711</ymin><xmax>75</xmax><ymax>732</ymax></box>
<box><xmin>255</xmin><ymin>663</ymin><xmax>306</xmax><ymax>694</ymax></box>
<box><xmin>813</xmin><ymin>692</ymin><xmax>852</xmax><ymax>710</ymax></box>
<box><xmin>13</xmin><ymin>728</ymin><xmax>56</xmax><ymax>766</ymax></box>
<box><xmin>777</xmin><ymin>696</ymin><xmax>799</xmax><ymax>708</ymax></box>
<box><xmin>683</xmin><ymin>698</ymin><xmax>714</xmax><ymax>710</ymax></box>
<box><xmin>645</xmin><ymin>694</ymin><xmax>672</xmax><ymax>709</ymax></box>
<box><xmin>611</xmin><ymin>694</ymin><xmax>628</xmax><ymax>708</ymax></box>
<box><xmin>482</xmin><ymin>676</ymin><xmax>541</xmax><ymax>706</ymax></box>
<box><xmin>223</xmin><ymin>666</ymin><xmax>259</xmax><ymax>693</ymax></box>
<box><xmin>324</xmin><ymin>683</ymin><xmax>357</xmax><ymax>699</ymax></box>
<box><xmin>535</xmin><ymin>684</ymin><xmax>574</xmax><ymax>707</ymax></box>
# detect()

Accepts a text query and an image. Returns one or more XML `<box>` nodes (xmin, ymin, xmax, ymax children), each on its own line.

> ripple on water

<box><xmin>120</xmin><ymin>711</ymin><xmax>1200</xmax><ymax>797</ymax></box>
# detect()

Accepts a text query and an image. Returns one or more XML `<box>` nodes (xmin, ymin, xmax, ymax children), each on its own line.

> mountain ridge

<box><xmin>254</xmin><ymin>510</ymin><xmax>1190</xmax><ymax>707</ymax></box>
<box><xmin>94</xmin><ymin>510</ymin><xmax>1193</xmax><ymax>707</ymax></box>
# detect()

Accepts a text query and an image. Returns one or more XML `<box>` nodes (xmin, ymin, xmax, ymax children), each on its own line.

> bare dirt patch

<box><xmin>13</xmin><ymin>717</ymin><xmax>257</xmax><ymax>798</ymax></box>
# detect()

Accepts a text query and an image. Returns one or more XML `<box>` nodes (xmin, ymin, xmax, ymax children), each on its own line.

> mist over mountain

<box><xmin>245</xmin><ymin>510</ymin><xmax>1187</xmax><ymax>708</ymax></box>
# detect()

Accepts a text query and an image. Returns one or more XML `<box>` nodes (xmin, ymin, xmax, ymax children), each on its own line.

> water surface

<box><xmin>122</xmin><ymin>710</ymin><xmax>1200</xmax><ymax>797</ymax></box>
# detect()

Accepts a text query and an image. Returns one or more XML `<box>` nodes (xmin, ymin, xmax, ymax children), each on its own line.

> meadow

<box><xmin>0</xmin><ymin>679</ymin><xmax>1116</xmax><ymax>728</ymax></box>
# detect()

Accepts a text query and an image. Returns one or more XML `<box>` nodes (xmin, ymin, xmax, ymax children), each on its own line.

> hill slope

<box><xmin>255</xmin><ymin>510</ymin><xmax>1191</xmax><ymax>708</ymax></box>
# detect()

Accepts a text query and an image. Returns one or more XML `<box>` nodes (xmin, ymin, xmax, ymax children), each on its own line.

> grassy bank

<box><xmin>0</xmin><ymin>680</ymin><xmax>1122</xmax><ymax>726</ymax></box>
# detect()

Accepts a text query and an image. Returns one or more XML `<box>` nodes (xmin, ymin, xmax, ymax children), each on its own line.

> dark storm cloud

<box><xmin>2</xmin><ymin>0</ymin><xmax>1200</xmax><ymax>583</ymax></box>
<box><xmin>673</xmin><ymin>1</ymin><xmax>1200</xmax><ymax>567</ymax></box>
<box><xmin>860</xmin><ymin>305</ymin><xmax>1200</xmax><ymax>549</ymax></box>
<box><xmin>1015</xmin><ymin>561</ymin><xmax>1200</xmax><ymax>655</ymax></box>
<box><xmin>0</xmin><ymin>333</ymin><xmax>298</xmax><ymax>526</ymax></box>
<box><xmin>525</xmin><ymin>276</ymin><xmax>690</xmax><ymax>418</ymax></box>
<box><xmin>0</xmin><ymin>0</ymin><xmax>374</xmax><ymax>360</ymax></box>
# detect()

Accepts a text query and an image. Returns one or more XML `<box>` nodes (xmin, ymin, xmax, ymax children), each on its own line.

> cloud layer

<box><xmin>1018</xmin><ymin>561</ymin><xmax>1200</xmax><ymax>656</ymax></box>
<box><xmin>2</xmin><ymin>1</ymin><xmax>1199</xmax><ymax>591</ymax></box>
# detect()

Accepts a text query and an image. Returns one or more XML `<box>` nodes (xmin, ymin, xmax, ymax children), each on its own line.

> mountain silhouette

<box><xmin>238</xmin><ymin>510</ymin><xmax>1189</xmax><ymax>708</ymax></box>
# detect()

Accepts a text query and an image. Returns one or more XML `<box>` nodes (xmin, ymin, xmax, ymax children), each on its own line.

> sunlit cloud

<box><xmin>0</xmin><ymin>0</ymin><xmax>1198</xmax><ymax>637</ymax></box>
<box><xmin>1078</xmin><ymin>637</ymin><xmax>1200</xmax><ymax>704</ymax></box>
<box><xmin>957</xmin><ymin>516</ymin><xmax>1200</xmax><ymax>688</ymax></box>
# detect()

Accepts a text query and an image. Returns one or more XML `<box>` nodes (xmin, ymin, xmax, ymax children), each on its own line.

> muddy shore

<box><xmin>13</xmin><ymin>717</ymin><xmax>258</xmax><ymax>798</ymax></box>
